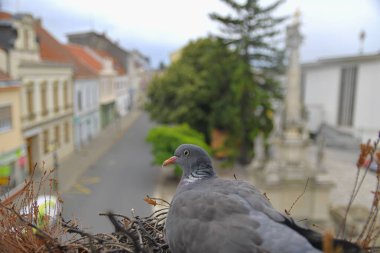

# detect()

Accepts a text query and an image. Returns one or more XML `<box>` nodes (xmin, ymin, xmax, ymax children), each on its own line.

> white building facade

<box><xmin>73</xmin><ymin>79</ymin><xmax>100</xmax><ymax>149</ymax></box>
<box><xmin>302</xmin><ymin>53</ymin><xmax>380</xmax><ymax>141</ymax></box>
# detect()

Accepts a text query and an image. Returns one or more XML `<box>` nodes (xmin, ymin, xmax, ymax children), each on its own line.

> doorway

<box><xmin>26</xmin><ymin>135</ymin><xmax>38</xmax><ymax>174</ymax></box>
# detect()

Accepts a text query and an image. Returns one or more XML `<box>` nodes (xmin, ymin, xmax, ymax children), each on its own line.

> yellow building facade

<box><xmin>0</xmin><ymin>12</ymin><xmax>74</xmax><ymax>173</ymax></box>
<box><xmin>0</xmin><ymin>81</ymin><xmax>27</xmax><ymax>194</ymax></box>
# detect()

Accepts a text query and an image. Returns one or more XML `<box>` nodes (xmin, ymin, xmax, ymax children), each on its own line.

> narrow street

<box><xmin>62</xmin><ymin>113</ymin><xmax>159</xmax><ymax>234</ymax></box>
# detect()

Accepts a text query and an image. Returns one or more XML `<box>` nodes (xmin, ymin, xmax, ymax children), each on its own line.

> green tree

<box><xmin>209</xmin><ymin>0</ymin><xmax>286</xmax><ymax>163</ymax></box>
<box><xmin>146</xmin><ymin>37</ymin><xmax>244</xmax><ymax>143</ymax></box>
<box><xmin>145</xmin><ymin>36</ymin><xmax>280</xmax><ymax>164</ymax></box>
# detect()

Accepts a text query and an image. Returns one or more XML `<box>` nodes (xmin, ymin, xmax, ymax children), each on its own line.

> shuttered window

<box><xmin>43</xmin><ymin>130</ymin><xmax>49</xmax><ymax>154</ymax></box>
<box><xmin>26</xmin><ymin>83</ymin><xmax>35</xmax><ymax>120</ymax></box>
<box><xmin>64</xmin><ymin>121</ymin><xmax>70</xmax><ymax>143</ymax></box>
<box><xmin>55</xmin><ymin>125</ymin><xmax>60</xmax><ymax>148</ymax></box>
<box><xmin>0</xmin><ymin>106</ymin><xmax>12</xmax><ymax>133</ymax></box>
<box><xmin>338</xmin><ymin>66</ymin><xmax>357</xmax><ymax>126</ymax></box>
<box><xmin>54</xmin><ymin>82</ymin><xmax>59</xmax><ymax>113</ymax></box>
<box><xmin>41</xmin><ymin>82</ymin><xmax>48</xmax><ymax>116</ymax></box>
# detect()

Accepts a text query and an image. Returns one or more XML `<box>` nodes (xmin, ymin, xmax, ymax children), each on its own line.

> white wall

<box><xmin>73</xmin><ymin>79</ymin><xmax>100</xmax><ymax>149</ymax></box>
<box><xmin>303</xmin><ymin>57</ymin><xmax>380</xmax><ymax>141</ymax></box>
<box><xmin>354</xmin><ymin>61</ymin><xmax>380</xmax><ymax>129</ymax></box>
<box><xmin>303</xmin><ymin>66</ymin><xmax>341</xmax><ymax>127</ymax></box>
<box><xmin>74</xmin><ymin>79</ymin><xmax>99</xmax><ymax>117</ymax></box>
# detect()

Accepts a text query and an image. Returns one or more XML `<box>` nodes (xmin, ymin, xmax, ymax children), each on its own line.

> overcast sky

<box><xmin>3</xmin><ymin>0</ymin><xmax>380</xmax><ymax>68</ymax></box>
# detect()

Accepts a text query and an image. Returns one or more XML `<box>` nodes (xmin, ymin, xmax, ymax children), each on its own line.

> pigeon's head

<box><xmin>162</xmin><ymin>144</ymin><xmax>214</xmax><ymax>177</ymax></box>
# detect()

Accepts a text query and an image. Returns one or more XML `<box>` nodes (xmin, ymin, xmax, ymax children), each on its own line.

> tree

<box><xmin>146</xmin><ymin>37</ymin><xmax>244</xmax><ymax>142</ymax></box>
<box><xmin>209</xmin><ymin>0</ymin><xmax>286</xmax><ymax>164</ymax></box>
<box><xmin>145</xmin><ymin>36</ymin><xmax>280</xmax><ymax>164</ymax></box>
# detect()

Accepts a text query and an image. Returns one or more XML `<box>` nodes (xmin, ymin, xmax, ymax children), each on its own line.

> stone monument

<box><xmin>250</xmin><ymin>10</ymin><xmax>334</xmax><ymax>227</ymax></box>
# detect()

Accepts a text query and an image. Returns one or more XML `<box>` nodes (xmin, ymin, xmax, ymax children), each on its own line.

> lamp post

<box><xmin>49</xmin><ymin>141</ymin><xmax>59</xmax><ymax>191</ymax></box>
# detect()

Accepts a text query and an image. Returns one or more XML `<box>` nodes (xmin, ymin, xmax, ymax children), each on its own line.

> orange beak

<box><xmin>162</xmin><ymin>156</ymin><xmax>177</xmax><ymax>166</ymax></box>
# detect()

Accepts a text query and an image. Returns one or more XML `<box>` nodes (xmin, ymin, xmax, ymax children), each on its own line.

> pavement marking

<box><xmin>67</xmin><ymin>176</ymin><xmax>101</xmax><ymax>195</ymax></box>
<box><xmin>79</xmin><ymin>176</ymin><xmax>100</xmax><ymax>184</ymax></box>
<box><xmin>73</xmin><ymin>183</ymin><xmax>92</xmax><ymax>195</ymax></box>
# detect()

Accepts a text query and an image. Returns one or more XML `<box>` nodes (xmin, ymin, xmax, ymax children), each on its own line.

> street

<box><xmin>62</xmin><ymin>113</ymin><xmax>159</xmax><ymax>234</ymax></box>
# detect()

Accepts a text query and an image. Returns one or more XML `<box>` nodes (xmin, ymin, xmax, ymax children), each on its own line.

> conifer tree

<box><xmin>210</xmin><ymin>0</ymin><xmax>287</xmax><ymax>164</ymax></box>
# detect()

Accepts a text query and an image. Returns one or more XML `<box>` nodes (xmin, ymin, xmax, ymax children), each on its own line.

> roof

<box><xmin>65</xmin><ymin>44</ymin><xmax>102</xmax><ymax>78</ymax></box>
<box><xmin>92</xmin><ymin>48</ymin><xmax>126</xmax><ymax>75</ymax></box>
<box><xmin>35</xmin><ymin>24</ymin><xmax>99</xmax><ymax>78</ymax></box>
<box><xmin>302</xmin><ymin>52</ymin><xmax>380</xmax><ymax>69</ymax></box>
<box><xmin>0</xmin><ymin>12</ymin><xmax>12</xmax><ymax>20</ymax></box>
<box><xmin>35</xmin><ymin>24</ymin><xmax>73</xmax><ymax>64</ymax></box>
<box><xmin>67</xmin><ymin>31</ymin><xmax>129</xmax><ymax>54</ymax></box>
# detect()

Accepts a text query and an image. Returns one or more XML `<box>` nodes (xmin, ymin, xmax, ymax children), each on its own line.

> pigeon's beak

<box><xmin>163</xmin><ymin>156</ymin><xmax>177</xmax><ymax>166</ymax></box>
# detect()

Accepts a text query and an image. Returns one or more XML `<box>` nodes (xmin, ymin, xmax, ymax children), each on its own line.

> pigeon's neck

<box><xmin>182</xmin><ymin>166</ymin><xmax>215</xmax><ymax>184</ymax></box>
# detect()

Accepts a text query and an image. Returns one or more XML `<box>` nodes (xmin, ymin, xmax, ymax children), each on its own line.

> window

<box><xmin>78</xmin><ymin>91</ymin><xmax>82</xmax><ymax>111</ymax></box>
<box><xmin>64</xmin><ymin>121</ymin><xmax>70</xmax><ymax>143</ymax></box>
<box><xmin>55</xmin><ymin>125</ymin><xmax>60</xmax><ymax>148</ymax></box>
<box><xmin>26</xmin><ymin>83</ymin><xmax>35</xmax><ymax>120</ymax></box>
<box><xmin>23</xmin><ymin>29</ymin><xmax>29</xmax><ymax>49</ymax></box>
<box><xmin>41</xmin><ymin>82</ymin><xmax>48</xmax><ymax>116</ymax></box>
<box><xmin>0</xmin><ymin>106</ymin><xmax>12</xmax><ymax>133</ymax></box>
<box><xmin>87</xmin><ymin>87</ymin><xmax>91</xmax><ymax>107</ymax></box>
<box><xmin>43</xmin><ymin>130</ymin><xmax>49</xmax><ymax>154</ymax></box>
<box><xmin>54</xmin><ymin>81</ymin><xmax>59</xmax><ymax>113</ymax></box>
<box><xmin>338</xmin><ymin>66</ymin><xmax>357</xmax><ymax>126</ymax></box>
<box><xmin>63</xmin><ymin>81</ymin><xmax>69</xmax><ymax>109</ymax></box>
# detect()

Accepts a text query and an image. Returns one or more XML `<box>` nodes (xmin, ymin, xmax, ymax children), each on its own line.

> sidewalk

<box><xmin>58</xmin><ymin>109</ymin><xmax>142</xmax><ymax>193</ymax></box>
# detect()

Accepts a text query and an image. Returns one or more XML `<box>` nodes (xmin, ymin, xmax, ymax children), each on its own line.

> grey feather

<box><xmin>164</xmin><ymin>144</ymin><xmax>362</xmax><ymax>253</ymax></box>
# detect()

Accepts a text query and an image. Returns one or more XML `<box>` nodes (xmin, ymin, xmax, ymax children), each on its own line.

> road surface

<box><xmin>62</xmin><ymin>113</ymin><xmax>159</xmax><ymax>234</ymax></box>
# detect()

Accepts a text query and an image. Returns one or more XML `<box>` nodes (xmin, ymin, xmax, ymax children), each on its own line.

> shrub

<box><xmin>146</xmin><ymin>124</ymin><xmax>210</xmax><ymax>177</ymax></box>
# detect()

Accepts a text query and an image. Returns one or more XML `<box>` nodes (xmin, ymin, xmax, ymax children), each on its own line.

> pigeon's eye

<box><xmin>183</xmin><ymin>150</ymin><xmax>190</xmax><ymax>157</ymax></box>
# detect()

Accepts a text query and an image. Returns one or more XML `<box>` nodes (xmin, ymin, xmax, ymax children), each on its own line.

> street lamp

<box><xmin>49</xmin><ymin>141</ymin><xmax>59</xmax><ymax>191</ymax></box>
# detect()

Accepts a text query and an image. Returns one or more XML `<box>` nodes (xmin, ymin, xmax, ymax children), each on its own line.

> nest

<box><xmin>0</xmin><ymin>169</ymin><xmax>170</xmax><ymax>253</ymax></box>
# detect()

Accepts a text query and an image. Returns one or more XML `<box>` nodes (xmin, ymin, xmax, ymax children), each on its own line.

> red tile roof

<box><xmin>0</xmin><ymin>12</ymin><xmax>12</xmax><ymax>20</ymax></box>
<box><xmin>66</xmin><ymin>44</ymin><xmax>103</xmax><ymax>74</ymax></box>
<box><xmin>35</xmin><ymin>24</ymin><xmax>72</xmax><ymax>64</ymax></box>
<box><xmin>35</xmin><ymin>24</ymin><xmax>101</xmax><ymax>79</ymax></box>
<box><xmin>93</xmin><ymin>48</ymin><xmax>126</xmax><ymax>75</ymax></box>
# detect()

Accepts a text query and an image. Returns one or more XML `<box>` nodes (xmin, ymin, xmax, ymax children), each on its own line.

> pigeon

<box><xmin>162</xmin><ymin>144</ymin><xmax>363</xmax><ymax>253</ymax></box>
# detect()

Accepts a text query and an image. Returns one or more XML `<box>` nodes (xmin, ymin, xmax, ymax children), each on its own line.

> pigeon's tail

<box><xmin>281</xmin><ymin>216</ymin><xmax>364</xmax><ymax>253</ymax></box>
<box><xmin>331</xmin><ymin>239</ymin><xmax>364</xmax><ymax>253</ymax></box>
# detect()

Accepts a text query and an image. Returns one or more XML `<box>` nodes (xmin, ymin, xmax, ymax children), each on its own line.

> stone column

<box><xmin>284</xmin><ymin>10</ymin><xmax>303</xmax><ymax>137</ymax></box>
<box><xmin>250</xmin><ymin>10</ymin><xmax>334</xmax><ymax>227</ymax></box>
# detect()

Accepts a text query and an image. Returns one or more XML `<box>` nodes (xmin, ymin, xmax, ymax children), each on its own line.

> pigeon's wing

<box><xmin>166</xmin><ymin>189</ymin><xmax>268</xmax><ymax>253</ymax></box>
<box><xmin>166</xmin><ymin>180</ymin><xmax>321</xmax><ymax>253</ymax></box>
<box><xmin>224</xmin><ymin>179</ymin><xmax>363</xmax><ymax>253</ymax></box>
<box><xmin>210</xmin><ymin>178</ymin><xmax>285</xmax><ymax>221</ymax></box>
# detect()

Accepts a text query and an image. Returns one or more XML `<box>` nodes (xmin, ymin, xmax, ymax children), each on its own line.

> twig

<box><xmin>0</xmin><ymin>201</ymin><xmax>56</xmax><ymax>242</ymax></box>
<box><xmin>285</xmin><ymin>178</ymin><xmax>309</xmax><ymax>215</ymax></box>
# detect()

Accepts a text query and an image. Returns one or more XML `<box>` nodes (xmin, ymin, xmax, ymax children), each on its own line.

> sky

<box><xmin>2</xmin><ymin>0</ymin><xmax>380</xmax><ymax>68</ymax></box>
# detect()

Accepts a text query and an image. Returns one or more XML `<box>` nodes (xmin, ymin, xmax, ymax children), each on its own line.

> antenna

<box><xmin>359</xmin><ymin>30</ymin><xmax>366</xmax><ymax>54</ymax></box>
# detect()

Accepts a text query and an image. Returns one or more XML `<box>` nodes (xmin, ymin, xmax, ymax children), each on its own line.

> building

<box><xmin>64</xmin><ymin>44</ymin><xmax>101</xmax><ymax>150</ymax></box>
<box><xmin>128</xmin><ymin>49</ymin><xmax>151</xmax><ymax>99</ymax></box>
<box><xmin>91</xmin><ymin>48</ymin><xmax>129</xmax><ymax>118</ymax></box>
<box><xmin>0</xmin><ymin>73</ymin><xmax>27</xmax><ymax>194</ymax></box>
<box><xmin>85</xmin><ymin>47</ymin><xmax>118</xmax><ymax>128</ymax></box>
<box><xmin>67</xmin><ymin>32</ymin><xmax>129</xmax><ymax>72</ymax></box>
<box><xmin>302</xmin><ymin>52</ymin><xmax>380</xmax><ymax>141</ymax></box>
<box><xmin>0</xmin><ymin>12</ymin><xmax>74</xmax><ymax>172</ymax></box>
<box><xmin>67</xmin><ymin>31</ymin><xmax>151</xmax><ymax>109</ymax></box>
